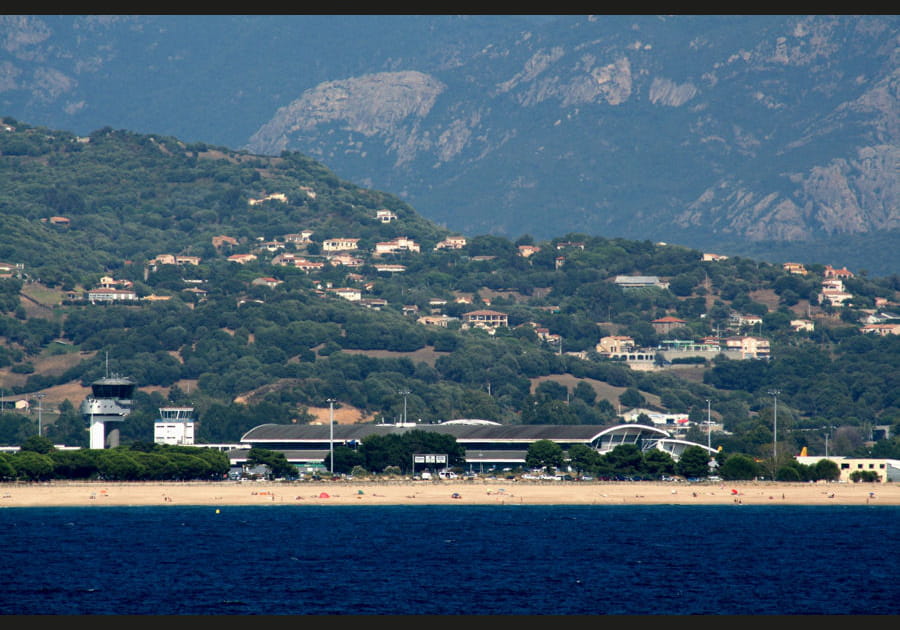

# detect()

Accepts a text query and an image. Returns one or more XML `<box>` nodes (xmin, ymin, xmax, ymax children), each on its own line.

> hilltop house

<box><xmin>212</xmin><ymin>235</ymin><xmax>239</xmax><ymax>250</ymax></box>
<box><xmin>723</xmin><ymin>336</ymin><xmax>770</xmax><ymax>359</ymax></box>
<box><xmin>87</xmin><ymin>287</ymin><xmax>138</xmax><ymax>304</ymax></box>
<box><xmin>462</xmin><ymin>309</ymin><xmax>508</xmax><ymax>331</ymax></box>
<box><xmin>595</xmin><ymin>335</ymin><xmax>637</xmax><ymax>355</ymax></box>
<box><xmin>860</xmin><ymin>323</ymin><xmax>900</xmax><ymax>336</ymax></box>
<box><xmin>328</xmin><ymin>287</ymin><xmax>362</xmax><ymax>301</ymax></box>
<box><xmin>651</xmin><ymin>316</ymin><xmax>687</xmax><ymax>335</ymax></box>
<box><xmin>783</xmin><ymin>262</ymin><xmax>808</xmax><ymax>275</ymax></box>
<box><xmin>819</xmin><ymin>278</ymin><xmax>853</xmax><ymax>306</ymax></box>
<box><xmin>328</xmin><ymin>254</ymin><xmax>364</xmax><ymax>268</ymax></box>
<box><xmin>824</xmin><ymin>265</ymin><xmax>854</xmax><ymax>280</ymax></box>
<box><xmin>375</xmin><ymin>237</ymin><xmax>420</xmax><ymax>255</ymax></box>
<box><xmin>614</xmin><ymin>275</ymin><xmax>669</xmax><ymax>290</ymax></box>
<box><xmin>248</xmin><ymin>192</ymin><xmax>287</xmax><ymax>206</ymax></box>
<box><xmin>375</xmin><ymin>209</ymin><xmax>398</xmax><ymax>223</ymax></box>
<box><xmin>251</xmin><ymin>277</ymin><xmax>283</xmax><ymax>289</ymax></box>
<box><xmin>322</xmin><ymin>238</ymin><xmax>360</xmax><ymax>252</ymax></box>
<box><xmin>434</xmin><ymin>236</ymin><xmax>467</xmax><ymax>250</ymax></box>
<box><xmin>284</xmin><ymin>230</ymin><xmax>314</xmax><ymax>244</ymax></box>
<box><xmin>417</xmin><ymin>314</ymin><xmax>457</xmax><ymax>328</ymax></box>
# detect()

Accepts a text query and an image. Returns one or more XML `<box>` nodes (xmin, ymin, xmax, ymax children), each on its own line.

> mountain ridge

<box><xmin>1</xmin><ymin>14</ymin><xmax>898</xmax><ymax>274</ymax></box>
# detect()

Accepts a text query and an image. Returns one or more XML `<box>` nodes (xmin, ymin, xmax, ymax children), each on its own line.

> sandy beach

<box><xmin>1</xmin><ymin>479</ymin><xmax>898</xmax><ymax>508</ymax></box>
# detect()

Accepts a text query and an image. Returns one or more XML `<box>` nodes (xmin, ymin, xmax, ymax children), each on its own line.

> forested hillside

<box><xmin>1</xmin><ymin>118</ymin><xmax>899</xmax><ymax>463</ymax></box>
<box><xmin>3</xmin><ymin>15</ymin><xmax>897</xmax><ymax>275</ymax></box>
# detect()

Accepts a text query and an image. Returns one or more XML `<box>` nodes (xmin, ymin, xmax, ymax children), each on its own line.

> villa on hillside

<box><xmin>284</xmin><ymin>230</ymin><xmax>314</xmax><ymax>244</ymax></box>
<box><xmin>375</xmin><ymin>237</ymin><xmax>420</xmax><ymax>255</ymax></box>
<box><xmin>651</xmin><ymin>316</ymin><xmax>687</xmax><ymax>335</ymax></box>
<box><xmin>614</xmin><ymin>275</ymin><xmax>669</xmax><ymax>290</ymax></box>
<box><xmin>87</xmin><ymin>287</ymin><xmax>138</xmax><ymax>304</ymax></box>
<box><xmin>462</xmin><ymin>309</ymin><xmax>508</xmax><ymax>331</ymax></box>
<box><xmin>434</xmin><ymin>236</ymin><xmax>467</xmax><ymax>250</ymax></box>
<box><xmin>723</xmin><ymin>336</ymin><xmax>770</xmax><ymax>359</ymax></box>
<box><xmin>248</xmin><ymin>192</ymin><xmax>287</xmax><ymax>206</ymax></box>
<box><xmin>824</xmin><ymin>265</ymin><xmax>854</xmax><ymax>279</ymax></box>
<box><xmin>375</xmin><ymin>209</ymin><xmax>398</xmax><ymax>223</ymax></box>
<box><xmin>595</xmin><ymin>335</ymin><xmax>637</xmax><ymax>355</ymax></box>
<box><xmin>783</xmin><ymin>262</ymin><xmax>808</xmax><ymax>275</ymax></box>
<box><xmin>322</xmin><ymin>238</ymin><xmax>360</xmax><ymax>252</ymax></box>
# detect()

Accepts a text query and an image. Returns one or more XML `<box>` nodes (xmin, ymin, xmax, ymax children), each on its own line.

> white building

<box><xmin>154</xmin><ymin>407</ymin><xmax>196</xmax><ymax>446</ymax></box>
<box><xmin>795</xmin><ymin>456</ymin><xmax>900</xmax><ymax>483</ymax></box>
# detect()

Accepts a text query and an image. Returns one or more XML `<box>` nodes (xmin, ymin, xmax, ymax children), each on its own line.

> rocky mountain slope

<box><xmin>2</xmin><ymin>15</ymin><xmax>897</xmax><ymax>274</ymax></box>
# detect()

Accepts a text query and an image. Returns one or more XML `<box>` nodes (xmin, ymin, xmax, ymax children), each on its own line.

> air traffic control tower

<box><xmin>80</xmin><ymin>375</ymin><xmax>136</xmax><ymax>449</ymax></box>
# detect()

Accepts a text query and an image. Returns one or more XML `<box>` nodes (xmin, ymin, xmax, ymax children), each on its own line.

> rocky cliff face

<box><xmin>2</xmin><ymin>15</ymin><xmax>897</xmax><ymax>272</ymax></box>
<box><xmin>249</xmin><ymin>71</ymin><xmax>447</xmax><ymax>167</ymax></box>
<box><xmin>242</xmin><ymin>15</ymin><xmax>898</xmax><ymax>260</ymax></box>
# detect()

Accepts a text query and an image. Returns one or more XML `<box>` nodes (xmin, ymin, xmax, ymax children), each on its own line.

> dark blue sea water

<box><xmin>1</xmin><ymin>504</ymin><xmax>897</xmax><ymax>615</ymax></box>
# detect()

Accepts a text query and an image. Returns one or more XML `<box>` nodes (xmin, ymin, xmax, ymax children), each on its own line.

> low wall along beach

<box><xmin>2</xmin><ymin>479</ymin><xmax>898</xmax><ymax>508</ymax></box>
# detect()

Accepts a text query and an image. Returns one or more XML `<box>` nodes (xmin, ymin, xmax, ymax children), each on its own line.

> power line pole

<box><xmin>326</xmin><ymin>398</ymin><xmax>336</xmax><ymax>476</ymax></box>
<box><xmin>768</xmin><ymin>390</ymin><xmax>780</xmax><ymax>467</ymax></box>
<box><xmin>36</xmin><ymin>393</ymin><xmax>46</xmax><ymax>437</ymax></box>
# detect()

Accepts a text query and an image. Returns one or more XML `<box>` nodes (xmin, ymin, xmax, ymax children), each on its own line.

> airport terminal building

<box><xmin>232</xmin><ymin>420</ymin><xmax>717</xmax><ymax>474</ymax></box>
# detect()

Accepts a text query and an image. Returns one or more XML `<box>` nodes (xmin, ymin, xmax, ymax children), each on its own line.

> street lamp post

<box><xmin>706</xmin><ymin>399</ymin><xmax>711</xmax><ymax>451</ymax></box>
<box><xmin>37</xmin><ymin>393</ymin><xmax>46</xmax><ymax>437</ymax></box>
<box><xmin>399</xmin><ymin>389</ymin><xmax>410</xmax><ymax>424</ymax></box>
<box><xmin>768</xmin><ymin>390</ymin><xmax>780</xmax><ymax>466</ymax></box>
<box><xmin>326</xmin><ymin>398</ymin><xmax>336</xmax><ymax>476</ymax></box>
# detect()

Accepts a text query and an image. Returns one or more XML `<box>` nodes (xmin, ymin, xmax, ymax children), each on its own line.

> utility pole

<box><xmin>326</xmin><ymin>398</ymin><xmax>336</xmax><ymax>476</ymax></box>
<box><xmin>398</xmin><ymin>389</ymin><xmax>410</xmax><ymax>424</ymax></box>
<box><xmin>768</xmin><ymin>390</ymin><xmax>780</xmax><ymax>467</ymax></box>
<box><xmin>36</xmin><ymin>393</ymin><xmax>46</xmax><ymax>437</ymax></box>
<box><xmin>706</xmin><ymin>399</ymin><xmax>711</xmax><ymax>451</ymax></box>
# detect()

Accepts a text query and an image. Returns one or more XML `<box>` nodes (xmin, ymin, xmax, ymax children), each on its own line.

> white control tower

<box><xmin>80</xmin><ymin>375</ymin><xmax>136</xmax><ymax>449</ymax></box>
<box><xmin>154</xmin><ymin>406</ymin><xmax>196</xmax><ymax>445</ymax></box>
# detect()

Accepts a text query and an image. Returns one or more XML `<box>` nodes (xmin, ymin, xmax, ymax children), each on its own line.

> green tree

<box><xmin>50</xmin><ymin>449</ymin><xmax>99</xmax><ymax>479</ymax></box>
<box><xmin>329</xmin><ymin>444</ymin><xmax>366</xmax><ymax>475</ymax></box>
<box><xmin>0</xmin><ymin>452</ymin><xmax>15</xmax><ymax>480</ymax></box>
<box><xmin>567</xmin><ymin>443</ymin><xmax>601</xmax><ymax>473</ymax></box>
<box><xmin>675</xmin><ymin>445</ymin><xmax>712</xmax><ymax>478</ymax></box>
<box><xmin>525</xmin><ymin>439</ymin><xmax>565</xmax><ymax>472</ymax></box>
<box><xmin>19</xmin><ymin>434</ymin><xmax>55</xmax><ymax>454</ymax></box>
<box><xmin>95</xmin><ymin>449</ymin><xmax>147</xmax><ymax>481</ymax></box>
<box><xmin>246</xmin><ymin>447</ymin><xmax>296</xmax><ymax>479</ymax></box>
<box><xmin>719</xmin><ymin>453</ymin><xmax>760</xmax><ymax>481</ymax></box>
<box><xmin>603</xmin><ymin>443</ymin><xmax>644</xmax><ymax>476</ymax></box>
<box><xmin>11</xmin><ymin>450</ymin><xmax>55</xmax><ymax>480</ymax></box>
<box><xmin>813</xmin><ymin>458</ymin><xmax>841</xmax><ymax>482</ymax></box>
<box><xmin>619</xmin><ymin>387</ymin><xmax>646</xmax><ymax>409</ymax></box>
<box><xmin>642</xmin><ymin>449</ymin><xmax>676</xmax><ymax>477</ymax></box>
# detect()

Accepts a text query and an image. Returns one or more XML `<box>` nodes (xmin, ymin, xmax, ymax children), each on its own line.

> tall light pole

<box><xmin>706</xmin><ymin>399</ymin><xmax>711</xmax><ymax>451</ymax></box>
<box><xmin>36</xmin><ymin>393</ymin><xmax>46</xmax><ymax>437</ymax></box>
<box><xmin>768</xmin><ymin>389</ymin><xmax>780</xmax><ymax>466</ymax></box>
<box><xmin>399</xmin><ymin>389</ymin><xmax>410</xmax><ymax>424</ymax></box>
<box><xmin>326</xmin><ymin>398</ymin><xmax>336</xmax><ymax>476</ymax></box>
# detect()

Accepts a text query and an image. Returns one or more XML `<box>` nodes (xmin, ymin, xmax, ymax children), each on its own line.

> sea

<box><xmin>1</xmin><ymin>504</ymin><xmax>898</xmax><ymax>616</ymax></box>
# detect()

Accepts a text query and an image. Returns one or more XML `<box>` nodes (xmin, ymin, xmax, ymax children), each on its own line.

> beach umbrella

<box><xmin>319</xmin><ymin>492</ymin><xmax>330</xmax><ymax>498</ymax></box>
<box><xmin>451</xmin><ymin>492</ymin><xmax>462</xmax><ymax>499</ymax></box>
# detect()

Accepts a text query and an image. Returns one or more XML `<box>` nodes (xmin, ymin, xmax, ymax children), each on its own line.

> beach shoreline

<box><xmin>1</xmin><ymin>479</ymin><xmax>897</xmax><ymax>507</ymax></box>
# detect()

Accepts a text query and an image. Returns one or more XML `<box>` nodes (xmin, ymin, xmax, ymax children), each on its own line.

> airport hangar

<box><xmin>232</xmin><ymin>420</ymin><xmax>716</xmax><ymax>474</ymax></box>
